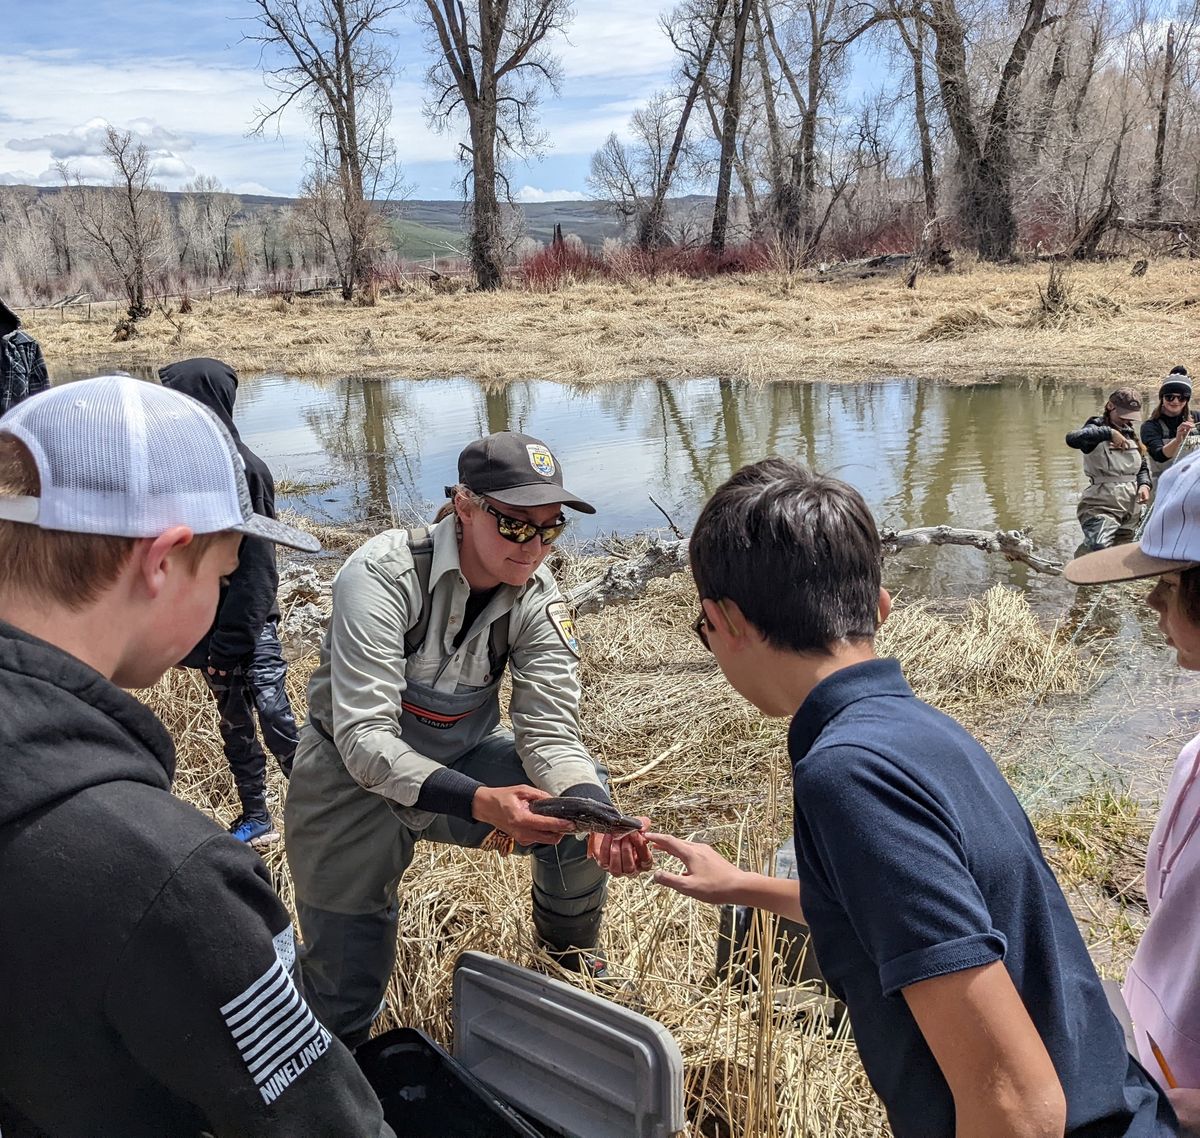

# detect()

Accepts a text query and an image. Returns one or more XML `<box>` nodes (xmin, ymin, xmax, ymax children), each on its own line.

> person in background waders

<box><xmin>1142</xmin><ymin>368</ymin><xmax>1199</xmax><ymax>487</ymax></box>
<box><xmin>1066</xmin><ymin>388</ymin><xmax>1151</xmax><ymax>559</ymax></box>
<box><xmin>284</xmin><ymin>431</ymin><xmax>651</xmax><ymax>1048</ymax></box>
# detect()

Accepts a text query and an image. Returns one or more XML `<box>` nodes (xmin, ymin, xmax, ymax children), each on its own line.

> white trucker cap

<box><xmin>0</xmin><ymin>375</ymin><xmax>320</xmax><ymax>553</ymax></box>
<box><xmin>1065</xmin><ymin>448</ymin><xmax>1200</xmax><ymax>584</ymax></box>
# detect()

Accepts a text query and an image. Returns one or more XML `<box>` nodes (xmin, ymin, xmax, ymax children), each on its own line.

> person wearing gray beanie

<box><xmin>1143</xmin><ymin>366</ymin><xmax>1199</xmax><ymax>482</ymax></box>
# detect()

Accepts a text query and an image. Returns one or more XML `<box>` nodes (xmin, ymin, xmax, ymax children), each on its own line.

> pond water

<box><xmin>229</xmin><ymin>373</ymin><xmax>1104</xmax><ymax>603</ymax></box>
<box><xmin>226</xmin><ymin>371</ymin><xmax>1200</xmax><ymax>796</ymax></box>
<box><xmin>53</xmin><ymin>366</ymin><xmax>1200</xmax><ymax>789</ymax></box>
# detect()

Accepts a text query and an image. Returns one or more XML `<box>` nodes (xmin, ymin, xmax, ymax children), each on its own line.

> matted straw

<box><xmin>140</xmin><ymin>549</ymin><xmax>1094</xmax><ymax>1137</ymax></box>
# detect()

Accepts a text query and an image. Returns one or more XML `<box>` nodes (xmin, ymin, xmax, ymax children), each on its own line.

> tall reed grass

<box><xmin>141</xmin><ymin>546</ymin><xmax>1107</xmax><ymax>1137</ymax></box>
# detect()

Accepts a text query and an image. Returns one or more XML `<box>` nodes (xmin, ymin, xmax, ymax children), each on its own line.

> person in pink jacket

<box><xmin>1067</xmin><ymin>449</ymin><xmax>1200</xmax><ymax>1133</ymax></box>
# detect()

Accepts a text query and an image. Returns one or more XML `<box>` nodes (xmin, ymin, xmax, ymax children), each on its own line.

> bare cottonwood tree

<box><xmin>418</xmin><ymin>0</ymin><xmax>574</xmax><ymax>289</ymax></box>
<box><xmin>710</xmin><ymin>0</ymin><xmax>754</xmax><ymax>252</ymax></box>
<box><xmin>179</xmin><ymin>175</ymin><xmax>244</xmax><ymax>278</ymax></box>
<box><xmin>589</xmin><ymin>92</ymin><xmax>708</xmax><ymax>248</ymax></box>
<box><xmin>56</xmin><ymin>126</ymin><xmax>169</xmax><ymax>319</ymax></box>
<box><xmin>1130</xmin><ymin>2</ymin><xmax>1200</xmax><ymax>221</ymax></box>
<box><xmin>248</xmin><ymin>0</ymin><xmax>402</xmax><ymax>300</ymax></box>
<box><xmin>924</xmin><ymin>0</ymin><xmax>1057</xmax><ymax>260</ymax></box>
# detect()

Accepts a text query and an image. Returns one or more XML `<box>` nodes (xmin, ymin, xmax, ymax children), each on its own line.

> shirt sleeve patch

<box><xmin>546</xmin><ymin>601</ymin><xmax>581</xmax><ymax>658</ymax></box>
<box><xmin>273</xmin><ymin>926</ymin><xmax>297</xmax><ymax>973</ymax></box>
<box><xmin>220</xmin><ymin>960</ymin><xmax>332</xmax><ymax>1105</ymax></box>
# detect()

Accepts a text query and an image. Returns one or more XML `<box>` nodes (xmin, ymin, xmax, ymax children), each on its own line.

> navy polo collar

<box><xmin>787</xmin><ymin>657</ymin><xmax>913</xmax><ymax>761</ymax></box>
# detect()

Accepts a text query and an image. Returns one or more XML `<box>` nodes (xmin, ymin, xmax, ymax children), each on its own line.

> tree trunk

<box><xmin>1149</xmin><ymin>23</ymin><xmax>1176</xmax><ymax>220</ymax></box>
<box><xmin>471</xmin><ymin>107</ymin><xmax>504</xmax><ymax>290</ymax></box>
<box><xmin>644</xmin><ymin>0</ymin><xmax>730</xmax><ymax>250</ymax></box>
<box><xmin>911</xmin><ymin>17</ymin><xmax>937</xmax><ymax>219</ymax></box>
<box><xmin>1068</xmin><ymin>140</ymin><xmax>1122</xmax><ymax>259</ymax></box>
<box><xmin>1066</xmin><ymin>15</ymin><xmax>1102</xmax><ymax>138</ymax></box>
<box><xmin>1029</xmin><ymin>27</ymin><xmax>1067</xmax><ymax>155</ymax></box>
<box><xmin>927</xmin><ymin>0</ymin><xmax>1051</xmax><ymax>261</ymax></box>
<box><xmin>710</xmin><ymin>0</ymin><xmax>753</xmax><ymax>255</ymax></box>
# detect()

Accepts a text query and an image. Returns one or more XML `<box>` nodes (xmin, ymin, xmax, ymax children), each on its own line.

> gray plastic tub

<box><xmin>453</xmin><ymin>951</ymin><xmax>685</xmax><ymax>1138</ymax></box>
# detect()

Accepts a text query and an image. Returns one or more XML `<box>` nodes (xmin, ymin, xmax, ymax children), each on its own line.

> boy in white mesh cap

<box><xmin>0</xmin><ymin>376</ymin><xmax>392</xmax><ymax>1137</ymax></box>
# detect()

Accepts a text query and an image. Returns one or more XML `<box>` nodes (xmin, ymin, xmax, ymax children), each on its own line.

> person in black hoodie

<box><xmin>160</xmin><ymin>357</ymin><xmax>300</xmax><ymax>846</ymax></box>
<box><xmin>0</xmin><ymin>296</ymin><xmax>49</xmax><ymax>414</ymax></box>
<box><xmin>1141</xmin><ymin>367</ymin><xmax>1199</xmax><ymax>484</ymax></box>
<box><xmin>0</xmin><ymin>375</ymin><xmax>390</xmax><ymax>1138</ymax></box>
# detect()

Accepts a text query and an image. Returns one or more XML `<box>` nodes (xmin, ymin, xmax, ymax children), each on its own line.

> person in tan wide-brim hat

<box><xmin>1065</xmin><ymin>448</ymin><xmax>1200</xmax><ymax>1128</ymax></box>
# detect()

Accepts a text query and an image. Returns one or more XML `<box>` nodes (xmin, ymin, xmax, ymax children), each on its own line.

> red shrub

<box><xmin>520</xmin><ymin>243</ymin><xmax>607</xmax><ymax>291</ymax></box>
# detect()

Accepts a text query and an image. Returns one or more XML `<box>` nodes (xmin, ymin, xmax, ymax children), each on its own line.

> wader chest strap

<box><xmin>401</xmin><ymin>526</ymin><xmax>511</xmax><ymax>673</ymax></box>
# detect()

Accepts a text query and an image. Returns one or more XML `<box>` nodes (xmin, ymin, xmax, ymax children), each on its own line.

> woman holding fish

<box><xmin>285</xmin><ymin>431</ymin><xmax>649</xmax><ymax>1048</ymax></box>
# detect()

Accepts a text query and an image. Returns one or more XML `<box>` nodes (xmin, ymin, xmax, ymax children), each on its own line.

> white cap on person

<box><xmin>0</xmin><ymin>375</ymin><xmax>320</xmax><ymax>552</ymax></box>
<box><xmin>1065</xmin><ymin>448</ymin><xmax>1200</xmax><ymax>584</ymax></box>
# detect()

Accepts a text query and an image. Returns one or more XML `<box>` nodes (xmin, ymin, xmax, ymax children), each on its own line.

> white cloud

<box><xmin>0</xmin><ymin>54</ymin><xmax>467</xmax><ymax>193</ymax></box>
<box><xmin>0</xmin><ymin>1</ymin><xmax>684</xmax><ymax>199</ymax></box>
<box><xmin>554</xmin><ymin>0</ymin><xmax>676</xmax><ymax>84</ymax></box>
<box><xmin>8</xmin><ymin>116</ymin><xmax>194</xmax><ymax>159</ymax></box>
<box><xmin>152</xmin><ymin>155</ymin><xmax>196</xmax><ymax>179</ymax></box>
<box><xmin>515</xmin><ymin>185</ymin><xmax>590</xmax><ymax>203</ymax></box>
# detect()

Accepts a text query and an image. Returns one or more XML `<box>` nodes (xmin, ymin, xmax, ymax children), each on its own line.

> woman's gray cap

<box><xmin>457</xmin><ymin>430</ymin><xmax>596</xmax><ymax>514</ymax></box>
<box><xmin>0</xmin><ymin>374</ymin><xmax>321</xmax><ymax>552</ymax></box>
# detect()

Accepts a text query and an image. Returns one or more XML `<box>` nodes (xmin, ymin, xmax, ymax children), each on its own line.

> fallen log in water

<box><xmin>879</xmin><ymin>525</ymin><xmax>1063</xmax><ymax>575</ymax></box>
<box><xmin>567</xmin><ymin>525</ymin><xmax>1063</xmax><ymax>615</ymax></box>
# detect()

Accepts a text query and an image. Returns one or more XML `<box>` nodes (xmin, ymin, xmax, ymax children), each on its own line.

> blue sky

<box><xmin>2</xmin><ymin>1</ymin><xmax>678</xmax><ymax>201</ymax></box>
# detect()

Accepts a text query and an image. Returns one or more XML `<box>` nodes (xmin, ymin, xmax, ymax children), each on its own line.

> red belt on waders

<box><xmin>310</xmin><ymin>525</ymin><xmax>513</xmax><ymax>765</ymax></box>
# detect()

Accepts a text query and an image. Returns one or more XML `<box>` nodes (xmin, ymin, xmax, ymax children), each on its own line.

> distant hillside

<box><xmin>399</xmin><ymin>195</ymin><xmax>716</xmax><ymax>251</ymax></box>
<box><xmin>9</xmin><ymin>184</ymin><xmax>715</xmax><ymax>257</ymax></box>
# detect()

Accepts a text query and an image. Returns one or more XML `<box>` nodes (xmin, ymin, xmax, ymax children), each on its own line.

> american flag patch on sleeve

<box><xmin>220</xmin><ymin>957</ymin><xmax>332</xmax><ymax>1104</ymax></box>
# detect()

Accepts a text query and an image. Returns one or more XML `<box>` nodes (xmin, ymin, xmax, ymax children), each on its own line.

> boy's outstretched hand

<box><xmin>647</xmin><ymin>833</ymin><xmax>806</xmax><ymax>922</ymax></box>
<box><xmin>589</xmin><ymin>822</ymin><xmax>654</xmax><ymax>877</ymax></box>
<box><xmin>646</xmin><ymin>832</ymin><xmax>747</xmax><ymax>903</ymax></box>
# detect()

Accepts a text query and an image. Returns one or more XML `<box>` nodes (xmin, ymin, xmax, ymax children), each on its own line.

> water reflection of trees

<box><xmin>286</xmin><ymin>373</ymin><xmax>1107</xmax><ymax>601</ymax></box>
<box><xmin>304</xmin><ymin>379</ymin><xmax>423</xmax><ymax>523</ymax></box>
<box><xmin>576</xmin><ymin>377</ymin><xmax>1105</xmax><ymax>600</ymax></box>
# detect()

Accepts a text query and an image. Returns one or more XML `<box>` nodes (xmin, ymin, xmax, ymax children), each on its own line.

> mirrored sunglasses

<box><xmin>481</xmin><ymin>500</ymin><xmax>567</xmax><ymax>545</ymax></box>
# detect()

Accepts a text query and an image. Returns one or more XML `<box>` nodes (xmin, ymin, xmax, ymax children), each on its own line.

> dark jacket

<box><xmin>0</xmin><ymin>298</ymin><xmax>49</xmax><ymax>415</ymax></box>
<box><xmin>0</xmin><ymin>621</ymin><xmax>391</xmax><ymax>1137</ymax></box>
<box><xmin>1141</xmin><ymin>410</ymin><xmax>1200</xmax><ymax>465</ymax></box>
<box><xmin>159</xmin><ymin>358</ymin><xmax>281</xmax><ymax>670</ymax></box>
<box><xmin>1066</xmin><ymin>416</ymin><xmax>1152</xmax><ymax>489</ymax></box>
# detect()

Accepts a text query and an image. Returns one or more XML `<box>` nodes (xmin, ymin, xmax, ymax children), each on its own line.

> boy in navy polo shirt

<box><xmin>641</xmin><ymin>459</ymin><xmax>1175</xmax><ymax>1137</ymax></box>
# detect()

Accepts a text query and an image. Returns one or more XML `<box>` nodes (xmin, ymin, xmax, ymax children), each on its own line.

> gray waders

<box><xmin>285</xmin><ymin>530</ymin><xmax>608</xmax><ymax>1048</ymax></box>
<box><xmin>1075</xmin><ymin>440</ymin><xmax>1144</xmax><ymax>557</ymax></box>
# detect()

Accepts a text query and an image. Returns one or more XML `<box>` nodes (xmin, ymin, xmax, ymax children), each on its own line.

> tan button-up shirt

<box><xmin>305</xmin><ymin>520</ymin><xmax>600</xmax><ymax>806</ymax></box>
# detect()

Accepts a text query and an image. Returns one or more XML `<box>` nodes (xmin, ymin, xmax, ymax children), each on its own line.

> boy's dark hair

<box><xmin>689</xmin><ymin>458</ymin><xmax>882</xmax><ymax>654</ymax></box>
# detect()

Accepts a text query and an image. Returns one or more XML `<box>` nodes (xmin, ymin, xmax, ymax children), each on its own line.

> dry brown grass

<box><xmin>136</xmin><ymin>541</ymin><xmax>1113</xmax><ymax>1137</ymax></box>
<box><xmin>29</xmin><ymin>259</ymin><xmax>1200</xmax><ymax>386</ymax></box>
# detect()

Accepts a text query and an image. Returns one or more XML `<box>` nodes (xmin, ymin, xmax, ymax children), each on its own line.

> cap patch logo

<box><xmin>546</xmin><ymin>601</ymin><xmax>580</xmax><ymax>658</ymax></box>
<box><xmin>527</xmin><ymin>444</ymin><xmax>556</xmax><ymax>478</ymax></box>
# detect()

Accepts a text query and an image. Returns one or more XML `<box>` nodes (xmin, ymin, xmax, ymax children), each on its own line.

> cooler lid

<box><xmin>452</xmin><ymin>951</ymin><xmax>685</xmax><ymax>1138</ymax></box>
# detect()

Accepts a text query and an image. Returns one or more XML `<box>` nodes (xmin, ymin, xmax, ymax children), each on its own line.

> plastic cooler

<box><xmin>355</xmin><ymin>1026</ymin><xmax>544</xmax><ymax>1137</ymax></box>
<box><xmin>452</xmin><ymin>951</ymin><xmax>685</xmax><ymax>1138</ymax></box>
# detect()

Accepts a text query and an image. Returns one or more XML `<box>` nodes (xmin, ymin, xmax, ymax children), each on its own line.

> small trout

<box><xmin>529</xmin><ymin>796</ymin><xmax>642</xmax><ymax>835</ymax></box>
